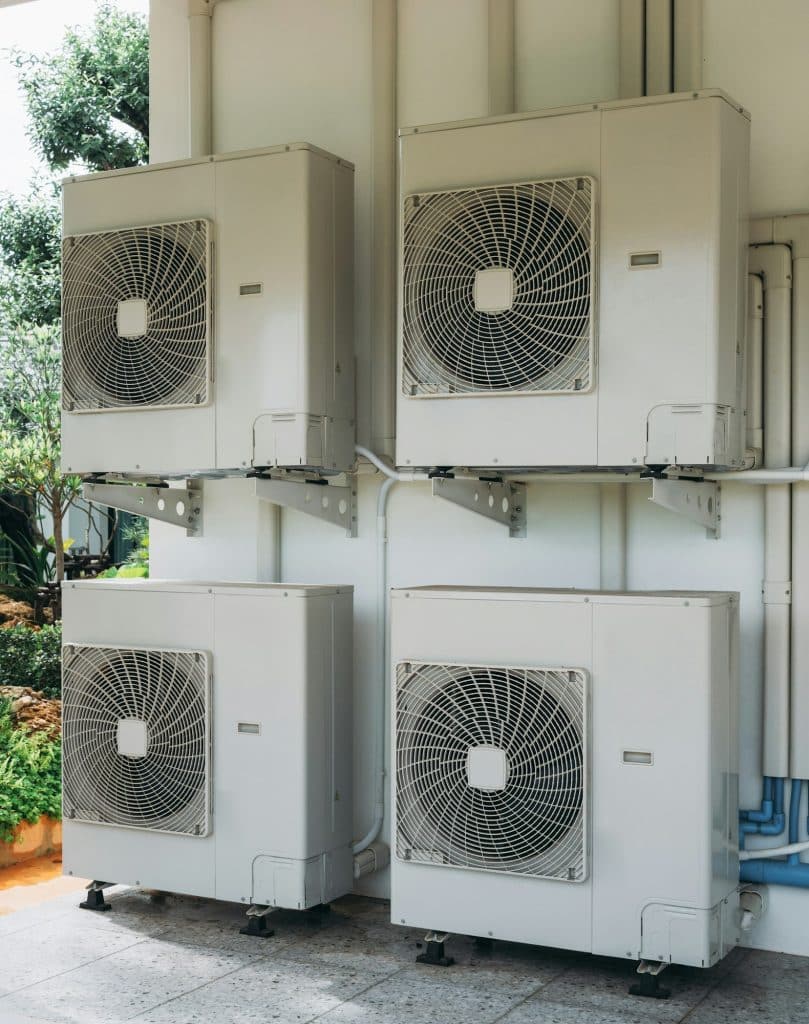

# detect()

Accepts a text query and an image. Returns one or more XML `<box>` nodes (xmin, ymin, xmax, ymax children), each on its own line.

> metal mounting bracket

<box><xmin>255</xmin><ymin>476</ymin><xmax>356</xmax><ymax>537</ymax></box>
<box><xmin>83</xmin><ymin>480</ymin><xmax>204</xmax><ymax>536</ymax></box>
<box><xmin>649</xmin><ymin>478</ymin><xmax>720</xmax><ymax>538</ymax></box>
<box><xmin>432</xmin><ymin>478</ymin><xmax>527</xmax><ymax>538</ymax></box>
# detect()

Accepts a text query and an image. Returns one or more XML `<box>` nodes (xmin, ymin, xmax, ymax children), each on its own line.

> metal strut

<box><xmin>649</xmin><ymin>477</ymin><xmax>721</xmax><ymax>538</ymax></box>
<box><xmin>432</xmin><ymin>478</ymin><xmax>527</xmax><ymax>537</ymax></box>
<box><xmin>83</xmin><ymin>480</ymin><xmax>204</xmax><ymax>537</ymax></box>
<box><xmin>255</xmin><ymin>476</ymin><xmax>357</xmax><ymax>537</ymax></box>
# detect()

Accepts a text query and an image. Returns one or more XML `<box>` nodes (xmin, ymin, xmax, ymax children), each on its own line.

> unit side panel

<box><xmin>597</xmin><ymin>99</ymin><xmax>729</xmax><ymax>467</ymax></box>
<box><xmin>213</xmin><ymin>152</ymin><xmax>307</xmax><ymax>469</ymax></box>
<box><xmin>711</xmin><ymin>602</ymin><xmax>740</xmax><ymax>907</ymax></box>
<box><xmin>212</xmin><ymin>594</ymin><xmax>309</xmax><ymax>902</ymax></box>
<box><xmin>590</xmin><ymin>602</ymin><xmax>733</xmax><ymax>961</ymax></box>
<box><xmin>395</xmin><ymin>113</ymin><xmax>601</xmax><ymax>469</ymax></box>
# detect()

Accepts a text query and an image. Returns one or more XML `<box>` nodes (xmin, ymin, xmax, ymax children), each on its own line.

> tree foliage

<box><xmin>10</xmin><ymin>2</ymin><xmax>149</xmax><ymax>174</ymax></box>
<box><xmin>0</xmin><ymin>184</ymin><xmax>61</xmax><ymax>329</ymax></box>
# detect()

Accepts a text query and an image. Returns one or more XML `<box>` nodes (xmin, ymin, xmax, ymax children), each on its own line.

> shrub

<box><xmin>0</xmin><ymin>622</ymin><xmax>62</xmax><ymax>698</ymax></box>
<box><xmin>0</xmin><ymin>697</ymin><xmax>61</xmax><ymax>843</ymax></box>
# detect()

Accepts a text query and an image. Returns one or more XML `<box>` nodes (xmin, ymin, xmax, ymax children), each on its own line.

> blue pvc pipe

<box><xmin>740</xmin><ymin>859</ymin><xmax>809</xmax><ymax>887</ymax></box>
<box><xmin>743</xmin><ymin>777</ymin><xmax>775</xmax><ymax>823</ymax></box>
<box><xmin>789</xmin><ymin>779</ymin><xmax>803</xmax><ymax>865</ymax></box>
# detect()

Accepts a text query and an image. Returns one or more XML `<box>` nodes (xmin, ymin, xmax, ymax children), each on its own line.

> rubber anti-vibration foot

<box><xmin>629</xmin><ymin>972</ymin><xmax>671</xmax><ymax>999</ymax></box>
<box><xmin>79</xmin><ymin>886</ymin><xmax>111</xmax><ymax>912</ymax></box>
<box><xmin>416</xmin><ymin>935</ymin><xmax>454</xmax><ymax>968</ymax></box>
<box><xmin>239</xmin><ymin>914</ymin><xmax>275</xmax><ymax>938</ymax></box>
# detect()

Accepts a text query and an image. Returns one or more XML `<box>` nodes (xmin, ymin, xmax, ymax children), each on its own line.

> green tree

<box><xmin>0</xmin><ymin>325</ymin><xmax>82</xmax><ymax>587</ymax></box>
<box><xmin>10</xmin><ymin>2</ymin><xmax>149</xmax><ymax>174</ymax></box>
<box><xmin>0</xmin><ymin>183</ymin><xmax>61</xmax><ymax>330</ymax></box>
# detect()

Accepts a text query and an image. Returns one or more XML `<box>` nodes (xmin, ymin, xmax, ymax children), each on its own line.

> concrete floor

<box><xmin>0</xmin><ymin>887</ymin><xmax>805</xmax><ymax>1024</ymax></box>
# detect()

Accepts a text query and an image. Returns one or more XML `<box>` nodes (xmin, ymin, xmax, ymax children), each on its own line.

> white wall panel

<box><xmin>704</xmin><ymin>0</ymin><xmax>809</xmax><ymax>215</ymax></box>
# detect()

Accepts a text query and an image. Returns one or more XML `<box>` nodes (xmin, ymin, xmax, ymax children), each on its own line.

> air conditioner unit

<box><xmin>61</xmin><ymin>144</ymin><xmax>354</xmax><ymax>478</ymax></box>
<box><xmin>396</xmin><ymin>90</ymin><xmax>749</xmax><ymax>470</ymax></box>
<box><xmin>390</xmin><ymin>586</ymin><xmax>740</xmax><ymax>969</ymax></box>
<box><xmin>61</xmin><ymin>579</ymin><xmax>353</xmax><ymax>910</ymax></box>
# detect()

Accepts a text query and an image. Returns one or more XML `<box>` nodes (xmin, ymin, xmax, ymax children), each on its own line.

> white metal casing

<box><xmin>61</xmin><ymin>144</ymin><xmax>354</xmax><ymax>477</ymax></box>
<box><xmin>396</xmin><ymin>90</ymin><xmax>749</xmax><ymax>470</ymax></box>
<box><xmin>390</xmin><ymin>586</ymin><xmax>740</xmax><ymax>969</ymax></box>
<box><xmin>61</xmin><ymin>579</ymin><xmax>353</xmax><ymax>908</ymax></box>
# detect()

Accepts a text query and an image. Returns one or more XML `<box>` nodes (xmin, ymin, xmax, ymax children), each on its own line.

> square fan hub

<box><xmin>473</xmin><ymin>267</ymin><xmax>514</xmax><ymax>313</ymax></box>
<box><xmin>116</xmin><ymin>297</ymin><xmax>149</xmax><ymax>338</ymax></box>
<box><xmin>466</xmin><ymin>744</ymin><xmax>509</xmax><ymax>791</ymax></box>
<box><xmin>117</xmin><ymin>718</ymin><xmax>149</xmax><ymax>758</ymax></box>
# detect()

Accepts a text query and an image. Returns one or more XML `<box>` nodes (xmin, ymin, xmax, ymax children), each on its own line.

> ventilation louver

<box><xmin>402</xmin><ymin>178</ymin><xmax>594</xmax><ymax>396</ymax></box>
<box><xmin>62</xmin><ymin>645</ymin><xmax>211</xmax><ymax>836</ymax></box>
<box><xmin>62</xmin><ymin>220</ymin><xmax>212</xmax><ymax>412</ymax></box>
<box><xmin>396</xmin><ymin>662</ymin><xmax>587</xmax><ymax>880</ymax></box>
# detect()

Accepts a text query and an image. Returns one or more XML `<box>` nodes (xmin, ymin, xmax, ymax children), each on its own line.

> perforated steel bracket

<box><xmin>432</xmin><ymin>478</ymin><xmax>527</xmax><ymax>538</ymax></box>
<box><xmin>649</xmin><ymin>478</ymin><xmax>720</xmax><ymax>539</ymax></box>
<box><xmin>255</xmin><ymin>477</ymin><xmax>357</xmax><ymax>537</ymax></box>
<box><xmin>83</xmin><ymin>480</ymin><xmax>203</xmax><ymax>537</ymax></box>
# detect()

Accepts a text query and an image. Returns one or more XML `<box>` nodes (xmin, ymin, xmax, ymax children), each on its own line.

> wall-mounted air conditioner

<box><xmin>390</xmin><ymin>586</ymin><xmax>740</xmax><ymax>969</ymax></box>
<box><xmin>61</xmin><ymin>579</ymin><xmax>353</xmax><ymax>909</ymax></box>
<box><xmin>61</xmin><ymin>144</ymin><xmax>354</xmax><ymax>478</ymax></box>
<box><xmin>396</xmin><ymin>90</ymin><xmax>749</xmax><ymax>470</ymax></box>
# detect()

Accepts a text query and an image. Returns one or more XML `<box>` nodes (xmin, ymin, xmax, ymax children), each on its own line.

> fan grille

<box><xmin>402</xmin><ymin>178</ymin><xmax>594</xmax><ymax>395</ymax></box>
<box><xmin>396</xmin><ymin>662</ymin><xmax>587</xmax><ymax>880</ymax></box>
<box><xmin>62</xmin><ymin>645</ymin><xmax>211</xmax><ymax>836</ymax></box>
<box><xmin>62</xmin><ymin>220</ymin><xmax>212</xmax><ymax>411</ymax></box>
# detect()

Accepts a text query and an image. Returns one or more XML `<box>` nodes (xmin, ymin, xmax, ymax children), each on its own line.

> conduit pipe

<box><xmin>673</xmin><ymin>0</ymin><xmax>702</xmax><ymax>92</ymax></box>
<box><xmin>746</xmin><ymin>275</ymin><xmax>764</xmax><ymax>462</ymax></box>
<box><xmin>749</xmin><ymin>244</ymin><xmax>793</xmax><ymax>780</ymax></box>
<box><xmin>187</xmin><ymin>0</ymin><xmax>215</xmax><ymax>158</ymax></box>
<box><xmin>487</xmin><ymin>0</ymin><xmax>514</xmax><ymax>117</ymax></box>
<box><xmin>599</xmin><ymin>484</ymin><xmax>627</xmax><ymax>590</ymax></box>
<box><xmin>352</xmin><ymin>446</ymin><xmax>425</xmax><ymax>855</ymax></box>
<box><xmin>618</xmin><ymin>0</ymin><xmax>645</xmax><ymax>99</ymax></box>
<box><xmin>644</xmin><ymin>0</ymin><xmax>673</xmax><ymax>96</ymax></box>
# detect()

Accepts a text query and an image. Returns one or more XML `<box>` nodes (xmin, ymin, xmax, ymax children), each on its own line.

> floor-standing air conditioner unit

<box><xmin>61</xmin><ymin>580</ymin><xmax>353</xmax><ymax>910</ymax></box>
<box><xmin>391</xmin><ymin>586</ymin><xmax>740</xmax><ymax>969</ymax></box>
<box><xmin>397</xmin><ymin>90</ymin><xmax>749</xmax><ymax>470</ymax></box>
<box><xmin>61</xmin><ymin>144</ymin><xmax>354</xmax><ymax>477</ymax></box>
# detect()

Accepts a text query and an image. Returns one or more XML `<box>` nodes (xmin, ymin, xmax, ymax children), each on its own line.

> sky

<box><xmin>0</xmin><ymin>0</ymin><xmax>149</xmax><ymax>196</ymax></box>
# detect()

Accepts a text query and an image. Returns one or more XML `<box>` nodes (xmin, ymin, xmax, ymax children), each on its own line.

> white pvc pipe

<box><xmin>747</xmin><ymin>275</ymin><xmax>764</xmax><ymax>460</ymax></box>
<box><xmin>673</xmin><ymin>0</ymin><xmax>703</xmax><ymax>92</ymax></box>
<box><xmin>749</xmin><ymin>245</ymin><xmax>793</xmax><ymax>780</ymax></box>
<box><xmin>187</xmin><ymin>0</ymin><xmax>214</xmax><ymax>158</ymax></box>
<box><xmin>645</xmin><ymin>0</ymin><xmax>673</xmax><ymax>96</ymax></box>
<box><xmin>370</xmin><ymin>0</ymin><xmax>397</xmax><ymax>459</ymax></box>
<box><xmin>740</xmin><ymin>840</ymin><xmax>809</xmax><ymax>862</ymax></box>
<box><xmin>618</xmin><ymin>0</ymin><xmax>645</xmax><ymax>99</ymax></box>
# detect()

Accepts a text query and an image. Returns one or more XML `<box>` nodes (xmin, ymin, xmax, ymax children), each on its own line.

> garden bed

<box><xmin>0</xmin><ymin>815</ymin><xmax>61</xmax><ymax>869</ymax></box>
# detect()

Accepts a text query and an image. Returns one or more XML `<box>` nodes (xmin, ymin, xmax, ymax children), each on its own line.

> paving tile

<box><xmin>530</xmin><ymin>955</ymin><xmax>716</xmax><ymax>1024</ymax></box>
<box><xmin>0</xmin><ymin>914</ymin><xmax>145</xmax><ymax>996</ymax></box>
<box><xmin>686</xmin><ymin>980</ymin><xmax>809</xmax><ymax>1024</ymax></box>
<box><xmin>315</xmin><ymin>966</ymin><xmax>537</xmax><ymax>1024</ymax></box>
<box><xmin>134</xmin><ymin>956</ymin><xmax>395</xmax><ymax>1024</ymax></box>
<box><xmin>0</xmin><ymin>933</ymin><xmax>258</xmax><ymax>1024</ymax></box>
<box><xmin>499</xmin><ymin>996</ymin><xmax>681</xmax><ymax>1024</ymax></box>
<box><xmin>724</xmin><ymin>949</ymin><xmax>809</xmax><ymax>993</ymax></box>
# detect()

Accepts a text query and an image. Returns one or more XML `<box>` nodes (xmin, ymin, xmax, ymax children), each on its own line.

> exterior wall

<box><xmin>148</xmin><ymin>0</ymin><xmax>809</xmax><ymax>948</ymax></box>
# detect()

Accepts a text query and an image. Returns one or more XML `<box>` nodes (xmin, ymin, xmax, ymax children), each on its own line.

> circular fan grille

<box><xmin>62</xmin><ymin>645</ymin><xmax>210</xmax><ymax>836</ymax></box>
<box><xmin>396</xmin><ymin>663</ymin><xmax>586</xmax><ymax>879</ymax></box>
<box><xmin>402</xmin><ymin>178</ymin><xmax>593</xmax><ymax>395</ymax></box>
<box><xmin>62</xmin><ymin>220</ymin><xmax>211</xmax><ymax>411</ymax></box>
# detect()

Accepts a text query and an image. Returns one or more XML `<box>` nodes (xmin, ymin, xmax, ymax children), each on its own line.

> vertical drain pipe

<box><xmin>187</xmin><ymin>0</ymin><xmax>215</xmax><ymax>158</ymax></box>
<box><xmin>673</xmin><ymin>0</ymin><xmax>703</xmax><ymax>92</ymax></box>
<box><xmin>749</xmin><ymin>245</ymin><xmax>793</xmax><ymax>781</ymax></box>
<box><xmin>619</xmin><ymin>0</ymin><xmax>645</xmax><ymax>98</ymax></box>
<box><xmin>487</xmin><ymin>0</ymin><xmax>515</xmax><ymax>116</ymax></box>
<box><xmin>746</xmin><ymin>276</ymin><xmax>764</xmax><ymax>464</ymax></box>
<box><xmin>774</xmin><ymin>218</ymin><xmax>809</xmax><ymax>779</ymax></box>
<box><xmin>644</xmin><ymin>0</ymin><xmax>673</xmax><ymax>96</ymax></box>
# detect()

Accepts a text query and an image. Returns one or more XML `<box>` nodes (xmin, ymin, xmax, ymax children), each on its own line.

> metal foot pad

<box><xmin>80</xmin><ymin>882</ymin><xmax>112</xmax><ymax>912</ymax></box>
<box><xmin>239</xmin><ymin>905</ymin><xmax>275</xmax><ymax>939</ymax></box>
<box><xmin>416</xmin><ymin>932</ymin><xmax>454</xmax><ymax>967</ymax></box>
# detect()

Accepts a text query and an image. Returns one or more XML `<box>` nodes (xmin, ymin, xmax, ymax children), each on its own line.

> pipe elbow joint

<box><xmin>745</xmin><ymin>800</ymin><xmax>774</xmax><ymax>824</ymax></box>
<box><xmin>759</xmin><ymin>813</ymin><xmax>786</xmax><ymax>836</ymax></box>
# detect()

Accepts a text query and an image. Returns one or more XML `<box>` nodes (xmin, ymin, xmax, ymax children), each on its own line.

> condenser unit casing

<box><xmin>396</xmin><ymin>90</ymin><xmax>749</xmax><ymax>470</ymax></box>
<box><xmin>61</xmin><ymin>144</ymin><xmax>354</xmax><ymax>477</ymax></box>
<box><xmin>391</xmin><ymin>586</ymin><xmax>740</xmax><ymax>969</ymax></box>
<box><xmin>61</xmin><ymin>580</ymin><xmax>353</xmax><ymax>909</ymax></box>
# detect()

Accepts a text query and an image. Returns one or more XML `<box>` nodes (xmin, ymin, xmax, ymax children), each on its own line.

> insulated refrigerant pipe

<box><xmin>187</xmin><ymin>0</ymin><xmax>215</xmax><ymax>158</ymax></box>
